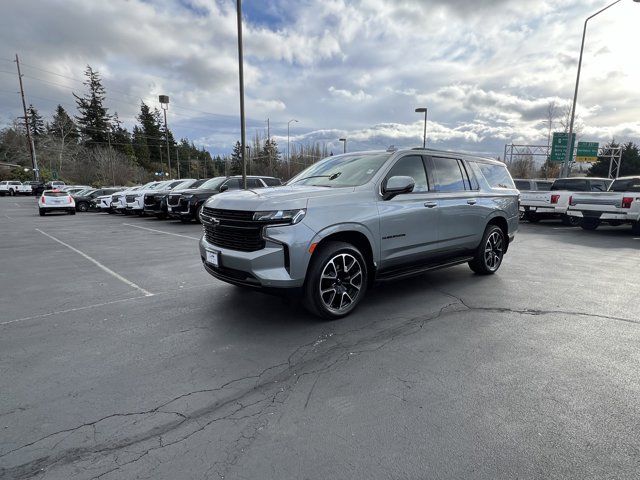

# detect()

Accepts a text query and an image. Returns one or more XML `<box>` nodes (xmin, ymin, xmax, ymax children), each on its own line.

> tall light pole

<box><xmin>562</xmin><ymin>0</ymin><xmax>640</xmax><ymax>177</ymax></box>
<box><xmin>339</xmin><ymin>138</ymin><xmax>347</xmax><ymax>154</ymax></box>
<box><xmin>236</xmin><ymin>0</ymin><xmax>247</xmax><ymax>189</ymax></box>
<box><xmin>159</xmin><ymin>95</ymin><xmax>171</xmax><ymax>178</ymax></box>
<box><xmin>287</xmin><ymin>119</ymin><xmax>298</xmax><ymax>178</ymax></box>
<box><xmin>415</xmin><ymin>107</ymin><xmax>428</xmax><ymax>148</ymax></box>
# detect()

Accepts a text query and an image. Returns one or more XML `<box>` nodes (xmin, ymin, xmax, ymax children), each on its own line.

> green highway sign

<box><xmin>550</xmin><ymin>132</ymin><xmax>576</xmax><ymax>163</ymax></box>
<box><xmin>576</xmin><ymin>141</ymin><xmax>599</xmax><ymax>163</ymax></box>
<box><xmin>52</xmin><ymin>170</ymin><xmax>58</xmax><ymax>180</ymax></box>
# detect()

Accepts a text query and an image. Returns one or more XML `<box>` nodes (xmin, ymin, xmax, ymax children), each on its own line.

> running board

<box><xmin>375</xmin><ymin>256</ymin><xmax>474</xmax><ymax>283</ymax></box>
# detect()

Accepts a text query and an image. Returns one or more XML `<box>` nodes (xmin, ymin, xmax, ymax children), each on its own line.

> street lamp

<box><xmin>562</xmin><ymin>0</ymin><xmax>640</xmax><ymax>177</ymax></box>
<box><xmin>159</xmin><ymin>95</ymin><xmax>171</xmax><ymax>178</ymax></box>
<box><xmin>339</xmin><ymin>138</ymin><xmax>347</xmax><ymax>154</ymax></box>
<box><xmin>287</xmin><ymin>119</ymin><xmax>298</xmax><ymax>178</ymax></box>
<box><xmin>415</xmin><ymin>107</ymin><xmax>428</xmax><ymax>148</ymax></box>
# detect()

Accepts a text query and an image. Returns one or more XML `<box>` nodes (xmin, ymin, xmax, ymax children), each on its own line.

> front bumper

<box><xmin>199</xmin><ymin>221</ymin><xmax>316</xmax><ymax>289</ymax></box>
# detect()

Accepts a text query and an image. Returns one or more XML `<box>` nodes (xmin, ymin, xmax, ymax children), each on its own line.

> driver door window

<box><xmin>385</xmin><ymin>155</ymin><xmax>429</xmax><ymax>193</ymax></box>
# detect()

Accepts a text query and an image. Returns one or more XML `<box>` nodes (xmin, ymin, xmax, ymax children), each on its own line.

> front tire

<box><xmin>469</xmin><ymin>225</ymin><xmax>505</xmax><ymax>275</ymax></box>
<box><xmin>9</xmin><ymin>189</ymin><xmax>15</xmax><ymax>196</ymax></box>
<box><xmin>77</xmin><ymin>202</ymin><xmax>88</xmax><ymax>212</ymax></box>
<box><xmin>631</xmin><ymin>221</ymin><xmax>640</xmax><ymax>234</ymax></box>
<box><xmin>581</xmin><ymin>218</ymin><xmax>600</xmax><ymax>231</ymax></box>
<box><xmin>303</xmin><ymin>241</ymin><xmax>368</xmax><ymax>320</ymax></box>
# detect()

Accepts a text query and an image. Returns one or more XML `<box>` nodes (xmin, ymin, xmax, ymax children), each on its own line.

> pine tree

<box><xmin>109</xmin><ymin>113</ymin><xmax>135</xmax><ymax>158</ymax></box>
<box><xmin>589</xmin><ymin>141</ymin><xmax>640</xmax><ymax>177</ymax></box>
<box><xmin>73</xmin><ymin>66</ymin><xmax>111</xmax><ymax>147</ymax></box>
<box><xmin>132</xmin><ymin>125</ymin><xmax>151</xmax><ymax>169</ymax></box>
<box><xmin>27</xmin><ymin>104</ymin><xmax>45</xmax><ymax>137</ymax></box>
<box><xmin>137</xmin><ymin>102</ymin><xmax>163</xmax><ymax>166</ymax></box>
<box><xmin>230</xmin><ymin>141</ymin><xmax>243</xmax><ymax>175</ymax></box>
<box><xmin>49</xmin><ymin>105</ymin><xmax>78</xmax><ymax>140</ymax></box>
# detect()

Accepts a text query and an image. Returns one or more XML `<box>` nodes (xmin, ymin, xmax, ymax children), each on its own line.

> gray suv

<box><xmin>199</xmin><ymin>148</ymin><xmax>519</xmax><ymax>319</ymax></box>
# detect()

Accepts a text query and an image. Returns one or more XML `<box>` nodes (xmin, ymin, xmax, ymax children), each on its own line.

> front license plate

<box><xmin>206</xmin><ymin>250</ymin><xmax>219</xmax><ymax>267</ymax></box>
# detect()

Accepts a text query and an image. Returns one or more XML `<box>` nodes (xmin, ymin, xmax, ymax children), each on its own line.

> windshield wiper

<box><xmin>294</xmin><ymin>172</ymin><xmax>342</xmax><ymax>182</ymax></box>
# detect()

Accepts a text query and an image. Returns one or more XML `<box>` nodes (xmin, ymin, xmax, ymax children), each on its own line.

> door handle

<box><xmin>424</xmin><ymin>201</ymin><xmax>438</xmax><ymax>208</ymax></box>
<box><xmin>467</xmin><ymin>199</ymin><xmax>477</xmax><ymax>205</ymax></box>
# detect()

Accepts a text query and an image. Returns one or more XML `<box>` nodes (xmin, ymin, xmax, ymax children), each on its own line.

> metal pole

<box><xmin>175</xmin><ymin>147</ymin><xmax>180</xmax><ymax>179</ymax></box>
<box><xmin>422</xmin><ymin>109</ymin><xmax>427</xmax><ymax>148</ymax></box>
<box><xmin>287</xmin><ymin>122</ymin><xmax>291</xmax><ymax>178</ymax></box>
<box><xmin>267</xmin><ymin>117</ymin><xmax>271</xmax><ymax>176</ymax></box>
<box><xmin>236</xmin><ymin>0</ymin><xmax>247</xmax><ymax>189</ymax></box>
<box><xmin>15</xmin><ymin>54</ymin><xmax>38</xmax><ymax>181</ymax></box>
<box><xmin>563</xmin><ymin>0</ymin><xmax>624</xmax><ymax>177</ymax></box>
<box><xmin>162</xmin><ymin>108</ymin><xmax>171</xmax><ymax>178</ymax></box>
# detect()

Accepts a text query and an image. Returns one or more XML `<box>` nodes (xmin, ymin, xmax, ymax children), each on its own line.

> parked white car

<box><xmin>0</xmin><ymin>180</ymin><xmax>23</xmax><ymax>196</ymax></box>
<box><xmin>111</xmin><ymin>186</ymin><xmax>141</xmax><ymax>214</ymax></box>
<box><xmin>520</xmin><ymin>177</ymin><xmax>611</xmax><ymax>225</ymax></box>
<box><xmin>38</xmin><ymin>190</ymin><xmax>75</xmax><ymax>216</ymax></box>
<box><xmin>566</xmin><ymin>176</ymin><xmax>640</xmax><ymax>232</ymax></box>
<box><xmin>125</xmin><ymin>181</ymin><xmax>174</xmax><ymax>215</ymax></box>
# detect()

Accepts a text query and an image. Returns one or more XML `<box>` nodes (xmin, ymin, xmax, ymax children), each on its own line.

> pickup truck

<box><xmin>566</xmin><ymin>176</ymin><xmax>640</xmax><ymax>233</ymax></box>
<box><xmin>519</xmin><ymin>177</ymin><xmax>611</xmax><ymax>225</ymax></box>
<box><xmin>0</xmin><ymin>180</ymin><xmax>23</xmax><ymax>196</ymax></box>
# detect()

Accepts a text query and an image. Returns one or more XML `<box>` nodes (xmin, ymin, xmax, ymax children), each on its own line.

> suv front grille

<box><xmin>201</xmin><ymin>208</ymin><xmax>265</xmax><ymax>252</ymax></box>
<box><xmin>168</xmin><ymin>194</ymin><xmax>181</xmax><ymax>206</ymax></box>
<box><xmin>144</xmin><ymin>195</ymin><xmax>157</xmax><ymax>206</ymax></box>
<box><xmin>125</xmin><ymin>194</ymin><xmax>136</xmax><ymax>203</ymax></box>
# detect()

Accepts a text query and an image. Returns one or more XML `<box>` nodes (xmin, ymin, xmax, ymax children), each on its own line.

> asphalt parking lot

<box><xmin>1</xmin><ymin>195</ymin><xmax>640</xmax><ymax>480</ymax></box>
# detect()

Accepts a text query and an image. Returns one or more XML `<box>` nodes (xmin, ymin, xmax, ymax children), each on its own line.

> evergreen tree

<box><xmin>137</xmin><ymin>102</ymin><xmax>163</xmax><ymax>166</ymax></box>
<box><xmin>73</xmin><ymin>65</ymin><xmax>111</xmax><ymax>147</ymax></box>
<box><xmin>110</xmin><ymin>113</ymin><xmax>135</xmax><ymax>158</ymax></box>
<box><xmin>230</xmin><ymin>141</ymin><xmax>243</xmax><ymax>175</ymax></box>
<box><xmin>27</xmin><ymin>104</ymin><xmax>45</xmax><ymax>137</ymax></box>
<box><xmin>48</xmin><ymin>105</ymin><xmax>78</xmax><ymax>140</ymax></box>
<box><xmin>132</xmin><ymin>125</ymin><xmax>151</xmax><ymax>169</ymax></box>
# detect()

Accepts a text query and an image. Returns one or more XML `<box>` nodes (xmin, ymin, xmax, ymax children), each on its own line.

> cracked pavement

<box><xmin>1</xmin><ymin>196</ymin><xmax>640</xmax><ymax>479</ymax></box>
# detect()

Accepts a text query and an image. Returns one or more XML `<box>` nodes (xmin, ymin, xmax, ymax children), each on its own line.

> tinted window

<box><xmin>432</xmin><ymin>157</ymin><xmax>467</xmax><ymax>192</ymax></box>
<box><xmin>44</xmin><ymin>191</ymin><xmax>68</xmax><ymax>197</ymax></box>
<box><xmin>222</xmin><ymin>178</ymin><xmax>241</xmax><ymax>190</ymax></box>
<box><xmin>460</xmin><ymin>161</ymin><xmax>478</xmax><ymax>190</ymax></box>
<box><xmin>589</xmin><ymin>180</ymin><xmax>608</xmax><ymax>192</ymax></box>
<box><xmin>247</xmin><ymin>178</ymin><xmax>262</xmax><ymax>188</ymax></box>
<box><xmin>515</xmin><ymin>180</ymin><xmax>531</xmax><ymax>190</ymax></box>
<box><xmin>262</xmin><ymin>178</ymin><xmax>282</xmax><ymax>186</ymax></box>
<box><xmin>386</xmin><ymin>155</ymin><xmax>429</xmax><ymax>193</ymax></box>
<box><xmin>610</xmin><ymin>178</ymin><xmax>640</xmax><ymax>192</ymax></box>
<box><xmin>476</xmin><ymin>162</ymin><xmax>514</xmax><ymax>189</ymax></box>
<box><xmin>553</xmin><ymin>179</ymin><xmax>588</xmax><ymax>191</ymax></box>
<box><xmin>535</xmin><ymin>181</ymin><xmax>553</xmax><ymax>191</ymax></box>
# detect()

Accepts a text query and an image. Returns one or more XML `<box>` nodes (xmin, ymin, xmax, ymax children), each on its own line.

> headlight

<box><xmin>253</xmin><ymin>209</ymin><xmax>306</xmax><ymax>224</ymax></box>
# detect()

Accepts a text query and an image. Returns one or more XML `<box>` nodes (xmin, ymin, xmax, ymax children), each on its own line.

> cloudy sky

<box><xmin>1</xmin><ymin>0</ymin><xmax>639</xmax><ymax>157</ymax></box>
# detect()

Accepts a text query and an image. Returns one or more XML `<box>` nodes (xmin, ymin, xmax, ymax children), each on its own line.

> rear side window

<box><xmin>386</xmin><ymin>155</ymin><xmax>429</xmax><ymax>192</ymax></box>
<box><xmin>515</xmin><ymin>180</ymin><xmax>531</xmax><ymax>190</ymax></box>
<box><xmin>610</xmin><ymin>178</ymin><xmax>640</xmax><ymax>192</ymax></box>
<box><xmin>535</xmin><ymin>181</ymin><xmax>552</xmax><ymax>191</ymax></box>
<box><xmin>222</xmin><ymin>178</ymin><xmax>241</xmax><ymax>190</ymax></box>
<box><xmin>589</xmin><ymin>180</ymin><xmax>608</xmax><ymax>192</ymax></box>
<box><xmin>476</xmin><ymin>162</ymin><xmax>515</xmax><ymax>189</ymax></box>
<box><xmin>432</xmin><ymin>157</ymin><xmax>467</xmax><ymax>192</ymax></box>
<box><xmin>262</xmin><ymin>178</ymin><xmax>282</xmax><ymax>186</ymax></box>
<box><xmin>44</xmin><ymin>191</ymin><xmax>68</xmax><ymax>197</ymax></box>
<box><xmin>246</xmin><ymin>178</ymin><xmax>262</xmax><ymax>188</ymax></box>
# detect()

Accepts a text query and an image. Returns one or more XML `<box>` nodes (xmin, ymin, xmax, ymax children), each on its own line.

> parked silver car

<box><xmin>199</xmin><ymin>148</ymin><xmax>519</xmax><ymax>319</ymax></box>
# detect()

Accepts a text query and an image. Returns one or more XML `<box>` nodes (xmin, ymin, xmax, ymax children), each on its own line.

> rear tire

<box><xmin>561</xmin><ymin>214</ymin><xmax>580</xmax><ymax>226</ymax></box>
<box><xmin>580</xmin><ymin>218</ymin><xmax>600</xmax><ymax>231</ymax></box>
<box><xmin>631</xmin><ymin>222</ymin><xmax>640</xmax><ymax>235</ymax></box>
<box><xmin>68</xmin><ymin>210</ymin><xmax>76</xmax><ymax>215</ymax></box>
<box><xmin>77</xmin><ymin>202</ymin><xmax>88</xmax><ymax>212</ymax></box>
<box><xmin>469</xmin><ymin>224</ymin><xmax>506</xmax><ymax>275</ymax></box>
<box><xmin>303</xmin><ymin>241</ymin><xmax>368</xmax><ymax>320</ymax></box>
<box><xmin>39</xmin><ymin>208</ymin><xmax>45</xmax><ymax>216</ymax></box>
<box><xmin>524</xmin><ymin>211</ymin><xmax>539</xmax><ymax>223</ymax></box>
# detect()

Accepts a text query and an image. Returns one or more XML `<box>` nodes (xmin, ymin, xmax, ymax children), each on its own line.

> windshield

<box><xmin>289</xmin><ymin>153</ymin><xmax>392</xmax><ymax>187</ymax></box>
<box><xmin>172</xmin><ymin>180</ymin><xmax>197</xmax><ymax>190</ymax></box>
<box><xmin>198</xmin><ymin>177</ymin><xmax>227</xmax><ymax>190</ymax></box>
<box><xmin>74</xmin><ymin>189</ymin><xmax>92</xmax><ymax>196</ymax></box>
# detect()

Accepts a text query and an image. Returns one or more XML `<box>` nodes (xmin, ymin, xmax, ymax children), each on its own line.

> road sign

<box><xmin>576</xmin><ymin>141</ymin><xmax>599</xmax><ymax>163</ymax></box>
<box><xmin>550</xmin><ymin>132</ymin><xmax>576</xmax><ymax>163</ymax></box>
<box><xmin>52</xmin><ymin>170</ymin><xmax>58</xmax><ymax>180</ymax></box>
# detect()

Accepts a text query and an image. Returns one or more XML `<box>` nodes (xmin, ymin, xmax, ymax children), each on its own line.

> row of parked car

<box><xmin>516</xmin><ymin>175</ymin><xmax>640</xmax><ymax>233</ymax></box>
<box><xmin>34</xmin><ymin>175</ymin><xmax>283</xmax><ymax>219</ymax></box>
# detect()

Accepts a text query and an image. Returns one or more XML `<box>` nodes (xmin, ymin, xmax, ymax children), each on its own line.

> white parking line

<box><xmin>36</xmin><ymin>228</ymin><xmax>153</xmax><ymax>297</ymax></box>
<box><xmin>0</xmin><ymin>295</ymin><xmax>148</xmax><ymax>326</ymax></box>
<box><xmin>122</xmin><ymin>223</ymin><xmax>200</xmax><ymax>240</ymax></box>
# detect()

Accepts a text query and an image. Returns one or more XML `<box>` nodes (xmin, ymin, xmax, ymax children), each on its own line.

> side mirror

<box><xmin>383</xmin><ymin>176</ymin><xmax>415</xmax><ymax>200</ymax></box>
<box><xmin>219</xmin><ymin>184</ymin><xmax>229</xmax><ymax>193</ymax></box>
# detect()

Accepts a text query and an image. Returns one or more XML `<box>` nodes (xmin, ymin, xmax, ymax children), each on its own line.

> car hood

<box><xmin>205</xmin><ymin>185</ymin><xmax>354</xmax><ymax>211</ymax></box>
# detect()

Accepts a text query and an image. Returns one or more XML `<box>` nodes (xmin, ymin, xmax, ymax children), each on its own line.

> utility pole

<box><xmin>15</xmin><ymin>54</ymin><xmax>38</xmax><ymax>181</ymax></box>
<box><xmin>107</xmin><ymin>129</ymin><xmax>115</xmax><ymax>186</ymax></box>
<box><xmin>159</xmin><ymin>95</ymin><xmax>171</xmax><ymax>178</ymax></box>
<box><xmin>175</xmin><ymin>147</ymin><xmax>180</xmax><ymax>179</ymax></box>
<box><xmin>236</xmin><ymin>0</ymin><xmax>247</xmax><ymax>189</ymax></box>
<box><xmin>266</xmin><ymin>117</ymin><xmax>271</xmax><ymax>176</ymax></box>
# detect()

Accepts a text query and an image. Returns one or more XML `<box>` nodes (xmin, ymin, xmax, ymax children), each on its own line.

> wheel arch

<box><xmin>485</xmin><ymin>214</ymin><xmax>509</xmax><ymax>252</ymax></box>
